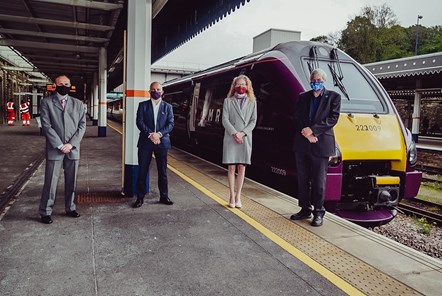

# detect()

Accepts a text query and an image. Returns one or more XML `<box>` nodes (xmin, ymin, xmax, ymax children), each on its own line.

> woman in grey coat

<box><xmin>222</xmin><ymin>75</ymin><xmax>257</xmax><ymax>208</ymax></box>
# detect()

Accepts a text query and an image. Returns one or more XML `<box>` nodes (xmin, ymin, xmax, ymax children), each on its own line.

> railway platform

<box><xmin>0</xmin><ymin>121</ymin><xmax>441</xmax><ymax>296</ymax></box>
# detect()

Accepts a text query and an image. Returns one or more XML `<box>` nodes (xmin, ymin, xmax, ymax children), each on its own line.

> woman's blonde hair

<box><xmin>227</xmin><ymin>74</ymin><xmax>256</xmax><ymax>100</ymax></box>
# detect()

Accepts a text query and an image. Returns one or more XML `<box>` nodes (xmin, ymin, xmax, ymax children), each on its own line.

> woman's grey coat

<box><xmin>222</xmin><ymin>96</ymin><xmax>257</xmax><ymax>164</ymax></box>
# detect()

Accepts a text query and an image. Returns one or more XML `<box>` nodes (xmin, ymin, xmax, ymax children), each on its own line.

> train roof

<box><xmin>162</xmin><ymin>41</ymin><xmax>354</xmax><ymax>87</ymax></box>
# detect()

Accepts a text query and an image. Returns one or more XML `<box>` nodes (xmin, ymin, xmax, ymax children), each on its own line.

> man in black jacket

<box><xmin>291</xmin><ymin>68</ymin><xmax>341</xmax><ymax>226</ymax></box>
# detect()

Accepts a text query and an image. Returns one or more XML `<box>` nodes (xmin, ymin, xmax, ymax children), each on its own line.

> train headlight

<box><xmin>408</xmin><ymin>140</ymin><xmax>417</xmax><ymax>166</ymax></box>
<box><xmin>329</xmin><ymin>145</ymin><xmax>341</xmax><ymax>167</ymax></box>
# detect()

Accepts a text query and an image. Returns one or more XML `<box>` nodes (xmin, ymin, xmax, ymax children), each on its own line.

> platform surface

<box><xmin>0</xmin><ymin>122</ymin><xmax>441</xmax><ymax>296</ymax></box>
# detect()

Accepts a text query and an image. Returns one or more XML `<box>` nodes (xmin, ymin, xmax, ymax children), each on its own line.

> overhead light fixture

<box><xmin>28</xmin><ymin>78</ymin><xmax>51</xmax><ymax>83</ymax></box>
<box><xmin>2</xmin><ymin>66</ymin><xmax>37</xmax><ymax>71</ymax></box>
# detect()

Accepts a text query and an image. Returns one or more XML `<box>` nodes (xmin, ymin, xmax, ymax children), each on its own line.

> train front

<box><xmin>284</xmin><ymin>42</ymin><xmax>422</xmax><ymax>226</ymax></box>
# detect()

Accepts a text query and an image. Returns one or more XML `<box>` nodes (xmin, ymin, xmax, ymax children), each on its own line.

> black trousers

<box><xmin>137</xmin><ymin>146</ymin><xmax>169</xmax><ymax>199</ymax></box>
<box><xmin>295</xmin><ymin>152</ymin><xmax>329</xmax><ymax>215</ymax></box>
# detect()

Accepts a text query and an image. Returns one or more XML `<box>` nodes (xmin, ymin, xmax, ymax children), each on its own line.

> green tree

<box><xmin>361</xmin><ymin>3</ymin><xmax>397</xmax><ymax>28</ymax></box>
<box><xmin>414</xmin><ymin>25</ymin><xmax>442</xmax><ymax>54</ymax></box>
<box><xmin>378</xmin><ymin>25</ymin><xmax>410</xmax><ymax>60</ymax></box>
<box><xmin>312</xmin><ymin>4</ymin><xmax>442</xmax><ymax>62</ymax></box>
<box><xmin>338</xmin><ymin>4</ymin><xmax>399</xmax><ymax>63</ymax></box>
<box><xmin>339</xmin><ymin>16</ymin><xmax>378</xmax><ymax>63</ymax></box>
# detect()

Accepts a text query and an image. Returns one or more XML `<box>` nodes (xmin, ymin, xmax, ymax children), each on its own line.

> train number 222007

<box><xmin>355</xmin><ymin>124</ymin><xmax>381</xmax><ymax>132</ymax></box>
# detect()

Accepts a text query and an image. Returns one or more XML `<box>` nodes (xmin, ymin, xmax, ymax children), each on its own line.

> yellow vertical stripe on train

<box><xmin>167</xmin><ymin>164</ymin><xmax>365</xmax><ymax>296</ymax></box>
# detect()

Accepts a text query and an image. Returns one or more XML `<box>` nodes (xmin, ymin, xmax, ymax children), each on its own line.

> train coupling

<box><xmin>369</xmin><ymin>175</ymin><xmax>400</xmax><ymax>207</ymax></box>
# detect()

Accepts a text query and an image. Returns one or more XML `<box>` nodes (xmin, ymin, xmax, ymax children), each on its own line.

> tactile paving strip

<box><xmin>77</xmin><ymin>192</ymin><xmax>127</xmax><ymax>204</ymax></box>
<box><xmin>167</xmin><ymin>151</ymin><xmax>422</xmax><ymax>296</ymax></box>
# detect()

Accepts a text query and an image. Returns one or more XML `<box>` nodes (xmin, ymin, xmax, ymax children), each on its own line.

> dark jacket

<box><xmin>293</xmin><ymin>88</ymin><xmax>341</xmax><ymax>157</ymax></box>
<box><xmin>136</xmin><ymin>99</ymin><xmax>174</xmax><ymax>150</ymax></box>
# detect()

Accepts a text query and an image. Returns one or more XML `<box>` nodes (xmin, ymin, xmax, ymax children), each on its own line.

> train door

<box><xmin>247</xmin><ymin>59</ymin><xmax>300</xmax><ymax>192</ymax></box>
<box><xmin>192</xmin><ymin>72</ymin><xmax>236</xmax><ymax>163</ymax></box>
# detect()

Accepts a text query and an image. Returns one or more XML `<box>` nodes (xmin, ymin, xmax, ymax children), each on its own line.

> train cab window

<box><xmin>303</xmin><ymin>60</ymin><xmax>387</xmax><ymax>114</ymax></box>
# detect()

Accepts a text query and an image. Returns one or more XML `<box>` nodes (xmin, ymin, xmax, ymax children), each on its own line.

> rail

<box><xmin>398</xmin><ymin>200</ymin><xmax>442</xmax><ymax>226</ymax></box>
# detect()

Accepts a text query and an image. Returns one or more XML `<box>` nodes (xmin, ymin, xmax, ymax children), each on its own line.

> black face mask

<box><xmin>56</xmin><ymin>85</ymin><xmax>70</xmax><ymax>96</ymax></box>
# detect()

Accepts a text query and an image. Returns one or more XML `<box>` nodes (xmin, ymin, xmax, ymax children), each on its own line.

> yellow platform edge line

<box><xmin>167</xmin><ymin>163</ymin><xmax>365</xmax><ymax>296</ymax></box>
<box><xmin>109</xmin><ymin>123</ymin><xmax>363</xmax><ymax>295</ymax></box>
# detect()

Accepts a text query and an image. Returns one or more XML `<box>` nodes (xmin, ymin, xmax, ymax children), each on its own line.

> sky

<box><xmin>154</xmin><ymin>0</ymin><xmax>441</xmax><ymax>70</ymax></box>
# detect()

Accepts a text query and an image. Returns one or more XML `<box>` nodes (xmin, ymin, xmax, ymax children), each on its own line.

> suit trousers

<box><xmin>295</xmin><ymin>152</ymin><xmax>329</xmax><ymax>215</ymax></box>
<box><xmin>137</xmin><ymin>145</ymin><xmax>169</xmax><ymax>199</ymax></box>
<box><xmin>39</xmin><ymin>157</ymin><xmax>78</xmax><ymax>216</ymax></box>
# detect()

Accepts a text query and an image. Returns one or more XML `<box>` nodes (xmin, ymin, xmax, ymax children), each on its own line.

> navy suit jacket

<box><xmin>293</xmin><ymin>88</ymin><xmax>341</xmax><ymax>157</ymax></box>
<box><xmin>136</xmin><ymin>99</ymin><xmax>174</xmax><ymax>150</ymax></box>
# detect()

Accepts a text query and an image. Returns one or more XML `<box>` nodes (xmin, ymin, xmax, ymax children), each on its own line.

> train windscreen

<box><xmin>303</xmin><ymin>60</ymin><xmax>387</xmax><ymax>114</ymax></box>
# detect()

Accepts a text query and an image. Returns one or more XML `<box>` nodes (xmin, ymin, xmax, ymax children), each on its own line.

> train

<box><xmin>109</xmin><ymin>41</ymin><xmax>422</xmax><ymax>226</ymax></box>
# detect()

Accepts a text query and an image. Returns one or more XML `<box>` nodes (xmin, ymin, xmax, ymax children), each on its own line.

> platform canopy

<box><xmin>365</xmin><ymin>52</ymin><xmax>442</xmax><ymax>99</ymax></box>
<box><xmin>0</xmin><ymin>0</ymin><xmax>251</xmax><ymax>91</ymax></box>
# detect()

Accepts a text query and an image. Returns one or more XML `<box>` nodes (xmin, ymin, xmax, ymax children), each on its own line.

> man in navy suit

<box><xmin>290</xmin><ymin>69</ymin><xmax>341</xmax><ymax>226</ymax></box>
<box><xmin>134</xmin><ymin>81</ymin><xmax>174</xmax><ymax>208</ymax></box>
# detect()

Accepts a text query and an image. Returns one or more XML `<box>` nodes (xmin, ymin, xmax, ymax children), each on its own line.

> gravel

<box><xmin>370</xmin><ymin>214</ymin><xmax>442</xmax><ymax>259</ymax></box>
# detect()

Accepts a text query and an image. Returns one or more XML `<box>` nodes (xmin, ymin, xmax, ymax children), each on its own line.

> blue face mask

<box><xmin>310</xmin><ymin>81</ymin><xmax>324</xmax><ymax>91</ymax></box>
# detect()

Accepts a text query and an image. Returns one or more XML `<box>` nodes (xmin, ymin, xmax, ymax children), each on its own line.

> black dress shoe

<box><xmin>133</xmin><ymin>198</ymin><xmax>144</xmax><ymax>208</ymax></box>
<box><xmin>159</xmin><ymin>197</ymin><xmax>173</xmax><ymax>205</ymax></box>
<box><xmin>311</xmin><ymin>215</ymin><xmax>323</xmax><ymax>227</ymax></box>
<box><xmin>66</xmin><ymin>210</ymin><xmax>80</xmax><ymax>218</ymax></box>
<box><xmin>290</xmin><ymin>209</ymin><xmax>312</xmax><ymax>220</ymax></box>
<box><xmin>41</xmin><ymin>216</ymin><xmax>53</xmax><ymax>224</ymax></box>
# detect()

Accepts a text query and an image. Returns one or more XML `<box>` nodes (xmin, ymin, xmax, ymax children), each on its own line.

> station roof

<box><xmin>0</xmin><ymin>0</ymin><xmax>251</xmax><ymax>91</ymax></box>
<box><xmin>365</xmin><ymin>52</ymin><xmax>442</xmax><ymax>99</ymax></box>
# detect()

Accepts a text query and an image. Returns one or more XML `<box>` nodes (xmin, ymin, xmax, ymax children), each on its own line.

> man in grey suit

<box><xmin>290</xmin><ymin>68</ymin><xmax>341</xmax><ymax>227</ymax></box>
<box><xmin>39</xmin><ymin>75</ymin><xmax>86</xmax><ymax>224</ymax></box>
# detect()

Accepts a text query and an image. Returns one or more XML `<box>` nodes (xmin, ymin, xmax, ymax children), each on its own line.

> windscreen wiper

<box><xmin>307</xmin><ymin>46</ymin><xmax>320</xmax><ymax>73</ymax></box>
<box><xmin>328</xmin><ymin>48</ymin><xmax>350</xmax><ymax>100</ymax></box>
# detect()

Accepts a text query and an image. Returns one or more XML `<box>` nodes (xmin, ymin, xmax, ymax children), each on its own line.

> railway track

<box><xmin>398</xmin><ymin>199</ymin><xmax>442</xmax><ymax>226</ymax></box>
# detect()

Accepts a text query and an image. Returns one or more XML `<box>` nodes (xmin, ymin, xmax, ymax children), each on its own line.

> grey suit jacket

<box><xmin>40</xmin><ymin>94</ymin><xmax>86</xmax><ymax>160</ymax></box>
<box><xmin>222</xmin><ymin>96</ymin><xmax>257</xmax><ymax>164</ymax></box>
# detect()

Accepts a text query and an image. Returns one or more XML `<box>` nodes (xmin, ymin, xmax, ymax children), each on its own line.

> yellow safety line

<box><xmin>167</xmin><ymin>164</ymin><xmax>365</xmax><ymax>296</ymax></box>
<box><xmin>107</xmin><ymin>123</ymin><xmax>363</xmax><ymax>295</ymax></box>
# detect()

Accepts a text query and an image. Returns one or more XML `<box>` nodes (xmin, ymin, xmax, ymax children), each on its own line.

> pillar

<box><xmin>123</xmin><ymin>0</ymin><xmax>152</xmax><ymax>197</ymax></box>
<box><xmin>98</xmin><ymin>47</ymin><xmax>107</xmax><ymax>137</ymax></box>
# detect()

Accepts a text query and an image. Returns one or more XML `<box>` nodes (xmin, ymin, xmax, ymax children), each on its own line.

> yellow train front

<box><xmin>160</xmin><ymin>41</ymin><xmax>422</xmax><ymax>226</ymax></box>
<box><xmin>328</xmin><ymin>112</ymin><xmax>421</xmax><ymax>225</ymax></box>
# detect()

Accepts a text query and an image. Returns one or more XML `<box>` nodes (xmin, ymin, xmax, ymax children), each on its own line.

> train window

<box><xmin>303</xmin><ymin>60</ymin><xmax>387</xmax><ymax>114</ymax></box>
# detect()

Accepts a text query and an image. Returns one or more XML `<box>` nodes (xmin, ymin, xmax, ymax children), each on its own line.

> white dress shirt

<box><xmin>151</xmin><ymin>98</ymin><xmax>161</xmax><ymax>133</ymax></box>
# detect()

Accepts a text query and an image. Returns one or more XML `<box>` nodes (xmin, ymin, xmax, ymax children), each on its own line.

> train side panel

<box><xmin>161</xmin><ymin>41</ymin><xmax>422</xmax><ymax>226</ymax></box>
